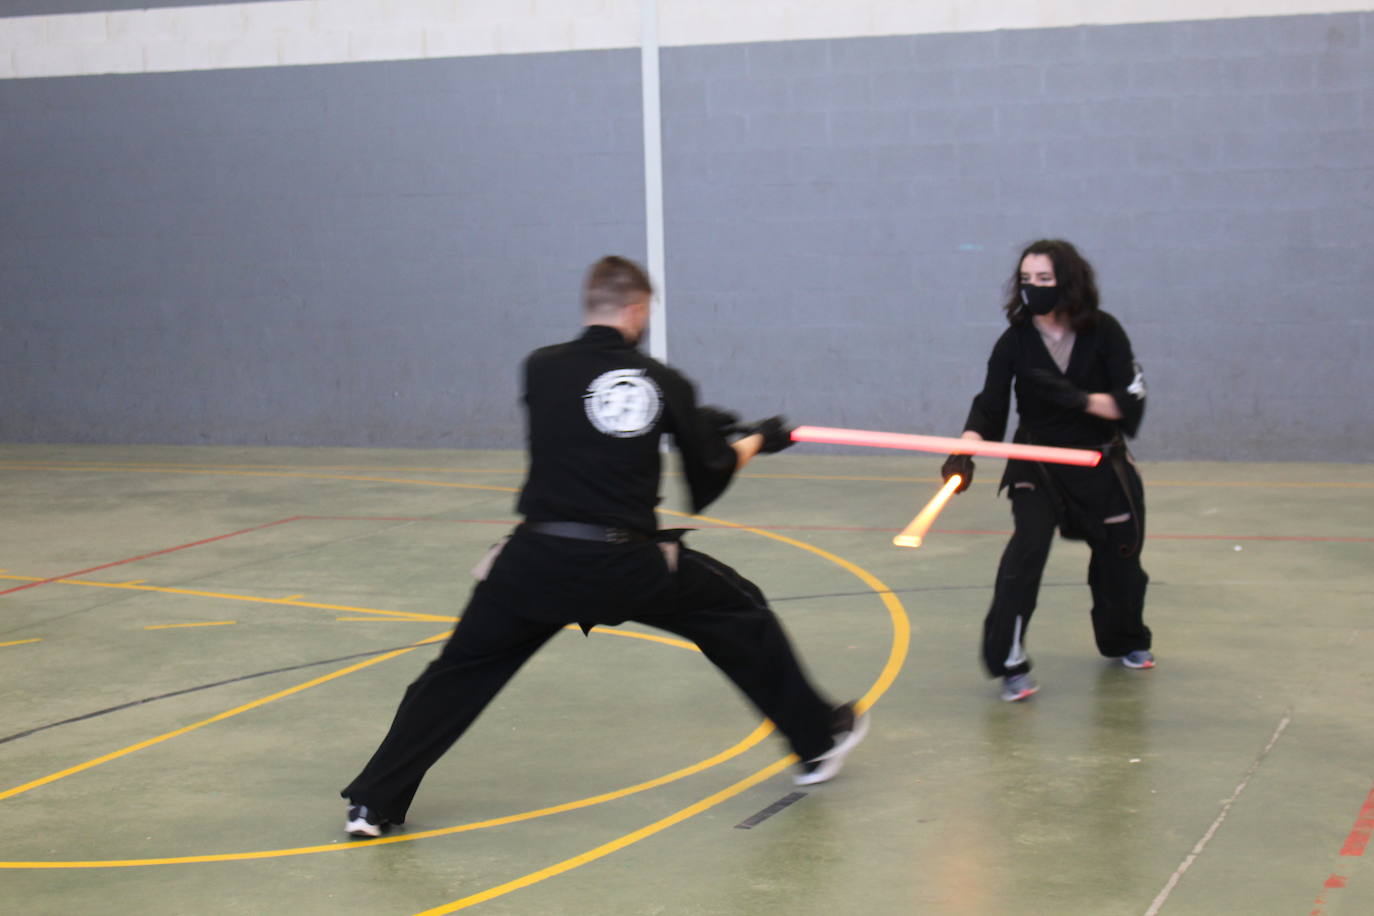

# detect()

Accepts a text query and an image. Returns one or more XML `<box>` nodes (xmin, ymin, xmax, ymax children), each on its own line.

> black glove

<box><xmin>1025</xmin><ymin>368</ymin><xmax>1089</xmax><ymax>411</ymax></box>
<box><xmin>941</xmin><ymin>453</ymin><xmax>974</xmax><ymax>493</ymax></box>
<box><xmin>748</xmin><ymin>415</ymin><xmax>795</xmax><ymax>453</ymax></box>
<box><xmin>698</xmin><ymin>405</ymin><xmax>742</xmax><ymax>437</ymax></box>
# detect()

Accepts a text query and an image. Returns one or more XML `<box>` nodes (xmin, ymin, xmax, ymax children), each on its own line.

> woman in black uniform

<box><xmin>943</xmin><ymin>239</ymin><xmax>1152</xmax><ymax>702</ymax></box>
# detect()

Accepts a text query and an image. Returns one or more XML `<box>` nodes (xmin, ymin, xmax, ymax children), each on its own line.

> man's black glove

<box><xmin>1025</xmin><ymin>368</ymin><xmax>1089</xmax><ymax>411</ymax></box>
<box><xmin>748</xmin><ymin>416</ymin><xmax>795</xmax><ymax>453</ymax></box>
<box><xmin>698</xmin><ymin>405</ymin><xmax>742</xmax><ymax>437</ymax></box>
<box><xmin>941</xmin><ymin>453</ymin><xmax>974</xmax><ymax>493</ymax></box>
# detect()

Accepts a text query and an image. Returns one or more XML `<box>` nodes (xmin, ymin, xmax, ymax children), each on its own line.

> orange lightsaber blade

<box><xmin>791</xmin><ymin>425</ymin><xmax>1101</xmax><ymax>467</ymax></box>
<box><xmin>893</xmin><ymin>475</ymin><xmax>963</xmax><ymax>549</ymax></box>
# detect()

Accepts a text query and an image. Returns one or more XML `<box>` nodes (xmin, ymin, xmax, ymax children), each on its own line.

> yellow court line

<box><xmin>416</xmin><ymin>755</ymin><xmax>797</xmax><ymax>915</ymax></box>
<box><xmin>335</xmin><ymin>616</ymin><xmax>438</xmax><ymax>623</ymax></box>
<box><xmin>0</xmin><ymin>462</ymin><xmax>525</xmax><ymax>474</ymax></box>
<box><xmin>0</xmin><ymin>638</ymin><xmax>42</xmax><ymax>649</ymax></box>
<box><xmin>0</xmin><ymin>719</ymin><xmax>777</xmax><ymax>869</ymax></box>
<box><xmin>1148</xmin><ymin>480</ymin><xmax>1374</xmax><ymax>488</ymax></box>
<box><xmin>0</xmin><ymin>630</ymin><xmax>451</xmax><ymax>805</ymax></box>
<box><xmin>740</xmin><ymin>474</ymin><xmax>1374</xmax><ymax>488</ymax></box>
<box><xmin>0</xmin><ymin>537</ymin><xmax>896</xmax><ymax>874</ymax></box>
<box><xmin>673</xmin><ymin>507</ymin><xmax>911</xmax><ymax>716</ymax></box>
<box><xmin>409</xmin><ymin>510</ymin><xmax>911</xmax><ymax>913</ymax></box>
<box><xmin>144</xmin><ymin>621</ymin><xmax>236</xmax><ymax>630</ymax></box>
<box><xmin>119</xmin><ymin>580</ymin><xmax>146</xmax><ymax>586</ymax></box>
<box><xmin>741</xmin><ymin>473</ymin><xmax>943</xmax><ymax>483</ymax></box>
<box><xmin>0</xmin><ymin>465</ymin><xmax>520</xmax><ymax>494</ymax></box>
<box><xmin>583</xmin><ymin>625</ymin><xmax>699</xmax><ymax>653</ymax></box>
<box><xmin>0</xmin><ymin>461</ymin><xmax>914</xmax><ymax>484</ymax></box>
<box><xmin>0</xmin><ymin>574</ymin><xmax>456</xmax><ymax>624</ymax></box>
<box><xmin>5</xmin><ymin>461</ymin><xmax>1372</xmax><ymax>489</ymax></box>
<box><xmin>0</xmin><ymin>463</ymin><xmax>907</xmax><ymax>894</ymax></box>
<box><xmin>280</xmin><ymin>594</ymin><xmax>304</xmax><ymax>601</ymax></box>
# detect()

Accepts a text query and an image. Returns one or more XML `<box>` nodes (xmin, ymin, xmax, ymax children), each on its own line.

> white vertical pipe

<box><xmin>640</xmin><ymin>0</ymin><xmax>668</xmax><ymax>363</ymax></box>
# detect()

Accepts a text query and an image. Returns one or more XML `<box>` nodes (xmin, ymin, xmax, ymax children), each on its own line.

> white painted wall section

<box><xmin>0</xmin><ymin>0</ymin><xmax>1369</xmax><ymax>79</ymax></box>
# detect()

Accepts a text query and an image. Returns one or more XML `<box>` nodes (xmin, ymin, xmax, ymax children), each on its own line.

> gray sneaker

<box><xmin>1001</xmin><ymin>673</ymin><xmax>1039</xmax><ymax>702</ymax></box>
<box><xmin>1121</xmin><ymin>650</ymin><xmax>1155</xmax><ymax>669</ymax></box>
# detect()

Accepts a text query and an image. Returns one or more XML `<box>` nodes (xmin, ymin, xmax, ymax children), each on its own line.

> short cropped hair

<box><xmin>584</xmin><ymin>256</ymin><xmax>653</xmax><ymax>315</ymax></box>
<box><xmin>1003</xmin><ymin>239</ymin><xmax>1101</xmax><ymax>332</ymax></box>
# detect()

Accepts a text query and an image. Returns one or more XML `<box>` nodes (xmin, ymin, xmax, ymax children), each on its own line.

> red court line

<box><xmin>296</xmin><ymin>516</ymin><xmax>510</xmax><ymax>524</ymax></box>
<box><xmin>11</xmin><ymin>513</ymin><xmax>1356</xmax><ymax>601</ymax></box>
<box><xmin>1311</xmin><ymin>873</ymin><xmax>1348</xmax><ymax>916</ymax></box>
<box><xmin>1308</xmin><ymin>783</ymin><xmax>1374</xmax><ymax>914</ymax></box>
<box><xmin>1339</xmin><ymin>784</ymin><xmax>1374</xmax><ymax>856</ymax></box>
<box><xmin>295</xmin><ymin>517</ymin><xmax>1374</xmax><ymax>543</ymax></box>
<box><xmin>1148</xmin><ymin>533</ymin><xmax>1374</xmax><ymax>544</ymax></box>
<box><xmin>0</xmin><ymin>517</ymin><xmax>304</xmax><ymax>597</ymax></box>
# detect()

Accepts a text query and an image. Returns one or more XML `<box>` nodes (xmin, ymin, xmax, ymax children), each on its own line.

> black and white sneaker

<box><xmin>794</xmin><ymin>702</ymin><xmax>870</xmax><ymax>786</ymax></box>
<box><xmin>345</xmin><ymin>804</ymin><xmax>390</xmax><ymax>838</ymax></box>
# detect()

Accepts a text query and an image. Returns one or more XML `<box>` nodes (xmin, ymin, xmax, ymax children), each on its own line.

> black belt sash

<box><xmin>522</xmin><ymin>521</ymin><xmax>650</xmax><ymax>544</ymax></box>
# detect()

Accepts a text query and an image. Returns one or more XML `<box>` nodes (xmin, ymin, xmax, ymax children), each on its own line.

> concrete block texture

<box><xmin>660</xmin><ymin>13</ymin><xmax>1374</xmax><ymax>460</ymax></box>
<box><xmin>3</xmin><ymin>11</ymin><xmax>1372</xmax><ymax>460</ymax></box>
<box><xmin>0</xmin><ymin>49</ymin><xmax>644</xmax><ymax>447</ymax></box>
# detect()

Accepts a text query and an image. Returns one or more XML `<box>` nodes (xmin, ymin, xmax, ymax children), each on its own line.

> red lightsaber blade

<box><xmin>790</xmin><ymin>425</ymin><xmax>1101</xmax><ymax>467</ymax></box>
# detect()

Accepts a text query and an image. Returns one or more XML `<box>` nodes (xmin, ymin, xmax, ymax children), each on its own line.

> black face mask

<box><xmin>1019</xmin><ymin>284</ymin><xmax>1060</xmax><ymax>316</ymax></box>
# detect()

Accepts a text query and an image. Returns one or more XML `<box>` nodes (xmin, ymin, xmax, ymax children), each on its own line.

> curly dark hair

<box><xmin>1003</xmin><ymin>239</ymin><xmax>1100</xmax><ymax>332</ymax></box>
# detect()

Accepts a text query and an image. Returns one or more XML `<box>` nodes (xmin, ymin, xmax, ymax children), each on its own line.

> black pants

<box><xmin>342</xmin><ymin>529</ymin><xmax>834</xmax><ymax>822</ymax></box>
<box><xmin>982</xmin><ymin>462</ymin><xmax>1151</xmax><ymax>678</ymax></box>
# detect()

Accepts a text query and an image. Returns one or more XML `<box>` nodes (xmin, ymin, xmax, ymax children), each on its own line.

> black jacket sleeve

<box><xmin>1098</xmin><ymin>314</ymin><xmax>1146</xmax><ymax>437</ymax></box>
<box><xmin>963</xmin><ymin>329</ymin><xmax>1016</xmax><ymax>441</ymax></box>
<box><xmin>660</xmin><ymin>370</ymin><xmax>739</xmax><ymax>514</ymax></box>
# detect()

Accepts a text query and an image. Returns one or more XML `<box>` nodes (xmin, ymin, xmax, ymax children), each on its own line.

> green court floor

<box><xmin>1</xmin><ymin>444</ymin><xmax>1370</xmax><ymax>915</ymax></box>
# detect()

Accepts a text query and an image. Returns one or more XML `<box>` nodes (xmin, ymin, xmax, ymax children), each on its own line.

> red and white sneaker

<box><xmin>1001</xmin><ymin>673</ymin><xmax>1039</xmax><ymax>702</ymax></box>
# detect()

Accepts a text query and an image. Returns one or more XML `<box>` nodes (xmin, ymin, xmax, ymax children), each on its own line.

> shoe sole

<box><xmin>793</xmin><ymin>712</ymin><xmax>870</xmax><ymax>786</ymax></box>
<box><xmin>345</xmin><ymin>819</ymin><xmax>385</xmax><ymax>838</ymax></box>
<box><xmin>1002</xmin><ymin>685</ymin><xmax>1039</xmax><ymax>702</ymax></box>
<box><xmin>1121</xmin><ymin>658</ymin><xmax>1155</xmax><ymax>669</ymax></box>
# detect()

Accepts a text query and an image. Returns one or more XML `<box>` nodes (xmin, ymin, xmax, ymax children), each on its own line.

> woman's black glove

<box><xmin>1025</xmin><ymin>368</ymin><xmax>1089</xmax><ymax>411</ymax></box>
<box><xmin>941</xmin><ymin>453</ymin><xmax>974</xmax><ymax>493</ymax></box>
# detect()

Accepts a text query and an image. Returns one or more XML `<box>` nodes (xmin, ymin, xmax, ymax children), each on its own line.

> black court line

<box><xmin>735</xmin><ymin>791</ymin><xmax>808</xmax><ymax>829</ymax></box>
<box><xmin>768</xmin><ymin>581</ymin><xmax>1088</xmax><ymax>604</ymax></box>
<box><xmin>0</xmin><ymin>643</ymin><xmax>420</xmax><ymax>747</ymax></box>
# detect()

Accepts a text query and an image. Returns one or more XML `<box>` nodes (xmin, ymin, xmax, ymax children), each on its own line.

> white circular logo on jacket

<box><xmin>584</xmin><ymin>368</ymin><xmax>663</xmax><ymax>438</ymax></box>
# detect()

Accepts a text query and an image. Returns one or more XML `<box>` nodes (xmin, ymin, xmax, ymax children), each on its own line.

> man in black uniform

<box><xmin>942</xmin><ymin>239</ymin><xmax>1151</xmax><ymax>702</ymax></box>
<box><xmin>342</xmin><ymin>256</ymin><xmax>868</xmax><ymax>836</ymax></box>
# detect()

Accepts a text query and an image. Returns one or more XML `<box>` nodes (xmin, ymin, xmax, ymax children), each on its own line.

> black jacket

<box><xmin>963</xmin><ymin>311</ymin><xmax>1146</xmax><ymax>498</ymax></box>
<box><xmin>964</xmin><ymin>310</ymin><xmax>1145</xmax><ymax>448</ymax></box>
<box><xmin>516</xmin><ymin>325</ymin><xmax>737</xmax><ymax>533</ymax></box>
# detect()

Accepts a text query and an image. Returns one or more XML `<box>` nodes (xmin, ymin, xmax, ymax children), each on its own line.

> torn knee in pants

<box><xmin>1102</xmin><ymin>513</ymin><xmax>1139</xmax><ymax>557</ymax></box>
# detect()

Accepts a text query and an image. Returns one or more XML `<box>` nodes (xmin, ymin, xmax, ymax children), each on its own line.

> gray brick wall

<box><xmin>1</xmin><ymin>11</ymin><xmax>1370</xmax><ymax>459</ymax></box>
<box><xmin>663</xmin><ymin>11</ymin><xmax>1374</xmax><ymax>460</ymax></box>
<box><xmin>0</xmin><ymin>51</ymin><xmax>645</xmax><ymax>446</ymax></box>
